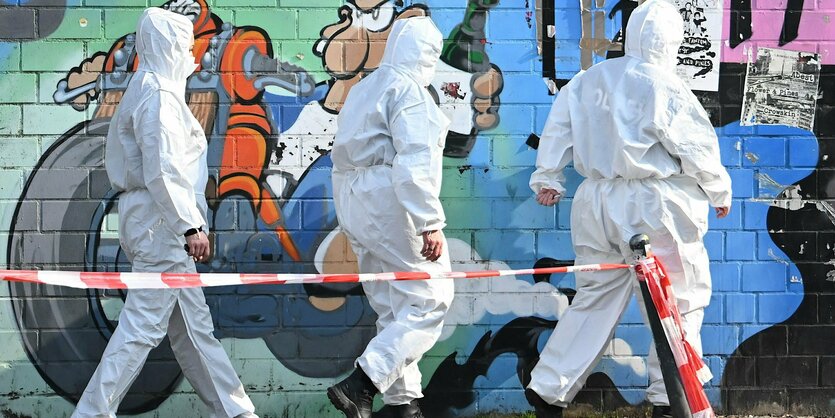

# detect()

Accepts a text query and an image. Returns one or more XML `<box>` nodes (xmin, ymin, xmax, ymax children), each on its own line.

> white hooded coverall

<box><xmin>73</xmin><ymin>8</ymin><xmax>256</xmax><ymax>418</ymax></box>
<box><xmin>331</xmin><ymin>17</ymin><xmax>454</xmax><ymax>406</ymax></box>
<box><xmin>527</xmin><ymin>0</ymin><xmax>732</xmax><ymax>407</ymax></box>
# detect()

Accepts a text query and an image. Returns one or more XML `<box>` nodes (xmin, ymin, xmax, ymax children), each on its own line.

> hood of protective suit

<box><xmin>380</xmin><ymin>17</ymin><xmax>443</xmax><ymax>87</ymax></box>
<box><xmin>135</xmin><ymin>8</ymin><xmax>197</xmax><ymax>85</ymax></box>
<box><xmin>625</xmin><ymin>0</ymin><xmax>683</xmax><ymax>69</ymax></box>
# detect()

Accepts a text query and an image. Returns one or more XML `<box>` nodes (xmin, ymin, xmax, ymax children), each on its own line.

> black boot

<box><xmin>525</xmin><ymin>388</ymin><xmax>564</xmax><ymax>418</ymax></box>
<box><xmin>391</xmin><ymin>400</ymin><xmax>424</xmax><ymax>418</ymax></box>
<box><xmin>652</xmin><ymin>405</ymin><xmax>673</xmax><ymax>418</ymax></box>
<box><xmin>327</xmin><ymin>367</ymin><xmax>378</xmax><ymax>418</ymax></box>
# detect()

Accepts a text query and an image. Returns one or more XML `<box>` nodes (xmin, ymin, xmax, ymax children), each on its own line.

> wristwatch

<box><xmin>184</xmin><ymin>226</ymin><xmax>203</xmax><ymax>237</ymax></box>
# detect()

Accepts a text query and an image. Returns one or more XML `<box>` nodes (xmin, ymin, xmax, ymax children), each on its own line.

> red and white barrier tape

<box><xmin>0</xmin><ymin>263</ymin><xmax>631</xmax><ymax>289</ymax></box>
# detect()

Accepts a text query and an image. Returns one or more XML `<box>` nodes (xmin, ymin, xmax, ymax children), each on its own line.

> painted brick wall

<box><xmin>0</xmin><ymin>0</ymin><xmax>833</xmax><ymax>417</ymax></box>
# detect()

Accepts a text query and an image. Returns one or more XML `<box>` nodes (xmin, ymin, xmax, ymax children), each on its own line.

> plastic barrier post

<box><xmin>629</xmin><ymin>234</ymin><xmax>692</xmax><ymax>418</ymax></box>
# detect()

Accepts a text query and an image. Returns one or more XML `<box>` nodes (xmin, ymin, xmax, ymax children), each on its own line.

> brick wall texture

<box><xmin>0</xmin><ymin>0</ymin><xmax>834</xmax><ymax>417</ymax></box>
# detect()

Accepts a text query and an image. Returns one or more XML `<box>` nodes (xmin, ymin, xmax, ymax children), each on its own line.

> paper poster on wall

<box><xmin>668</xmin><ymin>0</ymin><xmax>722</xmax><ymax>91</ymax></box>
<box><xmin>741</xmin><ymin>47</ymin><xmax>821</xmax><ymax>131</ymax></box>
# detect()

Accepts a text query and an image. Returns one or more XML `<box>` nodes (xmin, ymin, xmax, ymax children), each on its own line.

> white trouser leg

<box><xmin>74</xmin><ymin>249</ymin><xmax>256</xmax><ymax>417</ymax></box>
<box><xmin>361</xmin><ymin>279</ymin><xmax>423</xmax><ymax>406</ymax></box>
<box><xmin>527</xmin><ymin>250</ymin><xmax>636</xmax><ymax>407</ymax></box>
<box><xmin>355</xmin><ymin>250</ymin><xmax>453</xmax><ymax>404</ymax></box>
<box><xmin>645</xmin><ymin>308</ymin><xmax>705</xmax><ymax>406</ymax></box>
<box><xmin>382</xmin><ymin>362</ymin><xmax>423</xmax><ymax>406</ymax></box>
<box><xmin>72</xmin><ymin>290</ymin><xmax>179</xmax><ymax>418</ymax></box>
<box><xmin>168</xmin><ymin>289</ymin><xmax>257</xmax><ymax>418</ymax></box>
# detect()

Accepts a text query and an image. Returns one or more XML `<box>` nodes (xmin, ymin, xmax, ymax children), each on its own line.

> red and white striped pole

<box><xmin>631</xmin><ymin>234</ymin><xmax>715</xmax><ymax>418</ymax></box>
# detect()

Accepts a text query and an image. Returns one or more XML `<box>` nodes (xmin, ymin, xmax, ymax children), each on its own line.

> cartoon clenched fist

<box><xmin>54</xmin><ymin>53</ymin><xmax>107</xmax><ymax>111</ymax></box>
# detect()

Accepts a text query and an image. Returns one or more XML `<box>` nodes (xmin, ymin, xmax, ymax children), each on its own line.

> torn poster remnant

<box><xmin>741</xmin><ymin>47</ymin><xmax>821</xmax><ymax>131</ymax></box>
<box><xmin>669</xmin><ymin>0</ymin><xmax>723</xmax><ymax>91</ymax></box>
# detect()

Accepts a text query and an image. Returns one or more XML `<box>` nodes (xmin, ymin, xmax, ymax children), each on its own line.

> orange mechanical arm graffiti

<box><xmin>53</xmin><ymin>0</ymin><xmax>306</xmax><ymax>261</ymax></box>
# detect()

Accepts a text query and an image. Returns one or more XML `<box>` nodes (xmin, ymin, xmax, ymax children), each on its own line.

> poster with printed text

<box><xmin>670</xmin><ymin>0</ymin><xmax>722</xmax><ymax>91</ymax></box>
<box><xmin>741</xmin><ymin>47</ymin><xmax>821</xmax><ymax>131</ymax></box>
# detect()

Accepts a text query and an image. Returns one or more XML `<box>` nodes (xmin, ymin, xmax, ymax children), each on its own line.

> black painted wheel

<box><xmin>6</xmin><ymin>118</ymin><xmax>183</xmax><ymax>414</ymax></box>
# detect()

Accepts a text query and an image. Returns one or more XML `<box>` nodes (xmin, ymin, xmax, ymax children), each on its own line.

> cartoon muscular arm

<box><xmin>54</xmin><ymin>0</ymin><xmax>210</xmax><ymax>112</ymax></box>
<box><xmin>53</xmin><ymin>51</ymin><xmax>111</xmax><ymax>111</ymax></box>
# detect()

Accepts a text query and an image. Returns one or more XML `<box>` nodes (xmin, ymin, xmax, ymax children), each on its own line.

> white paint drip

<box><xmin>756</xmin><ymin>198</ymin><xmax>835</xmax><ymax>283</ymax></box>
<box><xmin>827</xmin><ymin>260</ymin><xmax>835</xmax><ymax>282</ymax></box>
<box><xmin>755</xmin><ymin>172</ymin><xmax>789</xmax><ymax>197</ymax></box>
<box><xmin>819</xmin><ymin>206</ymin><xmax>835</xmax><ymax>281</ymax></box>
<box><xmin>816</xmin><ymin>201</ymin><xmax>835</xmax><ymax>225</ymax></box>
<box><xmin>767</xmin><ymin>248</ymin><xmax>790</xmax><ymax>266</ymax></box>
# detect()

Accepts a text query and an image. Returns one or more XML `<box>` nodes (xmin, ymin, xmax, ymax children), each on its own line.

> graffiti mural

<box><xmin>718</xmin><ymin>48</ymin><xmax>835</xmax><ymax>418</ymax></box>
<box><xmin>3</xmin><ymin>0</ymin><xmax>513</xmax><ymax>415</ymax></box>
<box><xmin>0</xmin><ymin>0</ymin><xmax>834</xmax><ymax>416</ymax></box>
<box><xmin>709</xmin><ymin>5</ymin><xmax>835</xmax><ymax>415</ymax></box>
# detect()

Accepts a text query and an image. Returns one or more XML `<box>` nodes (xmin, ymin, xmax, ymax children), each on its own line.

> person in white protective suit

<box><xmin>525</xmin><ymin>1</ymin><xmax>732</xmax><ymax>417</ymax></box>
<box><xmin>72</xmin><ymin>8</ymin><xmax>257</xmax><ymax>418</ymax></box>
<box><xmin>326</xmin><ymin>17</ymin><xmax>454</xmax><ymax>418</ymax></box>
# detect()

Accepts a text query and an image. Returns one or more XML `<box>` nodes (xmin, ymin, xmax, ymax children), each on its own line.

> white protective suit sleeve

<box><xmin>390</xmin><ymin>98</ymin><xmax>447</xmax><ymax>234</ymax></box>
<box><xmin>529</xmin><ymin>79</ymin><xmax>575</xmax><ymax>195</ymax></box>
<box><xmin>134</xmin><ymin>91</ymin><xmax>206</xmax><ymax>236</ymax></box>
<box><xmin>654</xmin><ymin>89</ymin><xmax>733</xmax><ymax>208</ymax></box>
